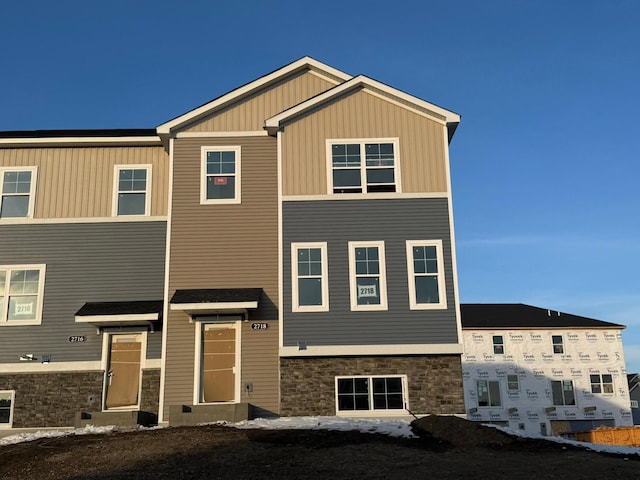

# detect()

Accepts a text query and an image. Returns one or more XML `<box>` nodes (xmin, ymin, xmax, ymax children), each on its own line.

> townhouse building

<box><xmin>461</xmin><ymin>304</ymin><xmax>633</xmax><ymax>437</ymax></box>
<box><xmin>0</xmin><ymin>57</ymin><xmax>465</xmax><ymax>429</ymax></box>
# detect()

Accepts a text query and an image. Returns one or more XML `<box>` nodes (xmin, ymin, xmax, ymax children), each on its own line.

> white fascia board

<box><xmin>0</xmin><ymin>136</ymin><xmax>162</xmax><ymax>147</ymax></box>
<box><xmin>265</xmin><ymin>75</ymin><xmax>460</xmax><ymax>130</ymax></box>
<box><xmin>170</xmin><ymin>301</ymin><xmax>258</xmax><ymax>311</ymax></box>
<box><xmin>75</xmin><ymin>313</ymin><xmax>159</xmax><ymax>323</ymax></box>
<box><xmin>280</xmin><ymin>343</ymin><xmax>464</xmax><ymax>357</ymax></box>
<box><xmin>157</xmin><ymin>57</ymin><xmax>352</xmax><ymax>135</ymax></box>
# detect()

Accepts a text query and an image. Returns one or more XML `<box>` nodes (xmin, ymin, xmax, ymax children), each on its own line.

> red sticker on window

<box><xmin>214</xmin><ymin>176</ymin><xmax>228</xmax><ymax>185</ymax></box>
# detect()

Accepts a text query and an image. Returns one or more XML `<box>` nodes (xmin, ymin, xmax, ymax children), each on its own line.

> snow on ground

<box><xmin>1</xmin><ymin>416</ymin><xmax>640</xmax><ymax>458</ymax></box>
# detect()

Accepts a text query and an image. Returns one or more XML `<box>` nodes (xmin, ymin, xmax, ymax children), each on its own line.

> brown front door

<box><xmin>105</xmin><ymin>335</ymin><xmax>142</xmax><ymax>409</ymax></box>
<box><xmin>201</xmin><ymin>325</ymin><xmax>236</xmax><ymax>402</ymax></box>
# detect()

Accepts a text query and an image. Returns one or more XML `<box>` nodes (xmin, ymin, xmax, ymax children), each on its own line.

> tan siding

<box><xmin>0</xmin><ymin>145</ymin><xmax>169</xmax><ymax>218</ymax></box>
<box><xmin>281</xmin><ymin>89</ymin><xmax>448</xmax><ymax>196</ymax></box>
<box><xmin>183</xmin><ymin>70</ymin><xmax>337</xmax><ymax>133</ymax></box>
<box><xmin>163</xmin><ymin>135</ymin><xmax>279</xmax><ymax>419</ymax></box>
<box><xmin>240</xmin><ymin>322</ymin><xmax>279</xmax><ymax>414</ymax></box>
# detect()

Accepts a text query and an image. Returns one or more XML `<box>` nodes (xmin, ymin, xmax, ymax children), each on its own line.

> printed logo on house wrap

<box><xmin>509</xmin><ymin>334</ymin><xmax>524</xmax><ymax>342</ymax></box>
<box><xmin>567</xmin><ymin>333</ymin><xmax>579</xmax><ymax>342</ymax></box>
<box><xmin>475</xmin><ymin>369</ymin><xmax>489</xmax><ymax>378</ymax></box>
<box><xmin>541</xmin><ymin>353</ymin><xmax>554</xmax><ymax>362</ymax></box>
<box><xmin>570</xmin><ymin>368</ymin><xmax>582</xmax><ymax>377</ymax></box>
<box><xmin>551</xmin><ymin>368</ymin><xmax>564</xmax><ymax>377</ymax></box>
<box><xmin>586</xmin><ymin>333</ymin><xmax>598</xmax><ymax>343</ymax></box>
<box><xmin>472</xmin><ymin>333</ymin><xmax>485</xmax><ymax>342</ymax></box>
<box><xmin>522</xmin><ymin>353</ymin><xmax>535</xmax><ymax>363</ymax></box>
<box><xmin>526</xmin><ymin>411</ymin><xmax>539</xmax><ymax>420</ymax></box>
<box><xmin>603</xmin><ymin>333</ymin><xmax>616</xmax><ymax>342</ymax></box>
<box><xmin>578</xmin><ymin>353</ymin><xmax>591</xmax><ymax>362</ymax></box>
<box><xmin>526</xmin><ymin>389</ymin><xmax>538</xmax><ymax>400</ymax></box>
<box><xmin>597</xmin><ymin>352</ymin><xmax>609</xmax><ymax>361</ymax></box>
<box><xmin>529</xmin><ymin>333</ymin><xmax>543</xmax><ymax>343</ymax></box>
<box><xmin>463</xmin><ymin>354</ymin><xmax>477</xmax><ymax>363</ymax></box>
<box><xmin>533</xmin><ymin>369</ymin><xmax>545</xmax><ymax>378</ymax></box>
<box><xmin>482</xmin><ymin>353</ymin><xmax>495</xmax><ymax>362</ymax></box>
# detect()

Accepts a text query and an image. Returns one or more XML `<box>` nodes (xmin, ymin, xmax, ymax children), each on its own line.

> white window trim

<box><xmin>100</xmin><ymin>332</ymin><xmax>148</xmax><ymax>411</ymax></box>
<box><xmin>405</xmin><ymin>240</ymin><xmax>447</xmax><ymax>310</ymax></box>
<box><xmin>0</xmin><ymin>390</ymin><xmax>15</xmax><ymax>428</ymax></box>
<box><xmin>291</xmin><ymin>242</ymin><xmax>329</xmax><ymax>312</ymax></box>
<box><xmin>326</xmin><ymin>138</ymin><xmax>401</xmax><ymax>195</ymax></box>
<box><xmin>335</xmin><ymin>375</ymin><xmax>408</xmax><ymax>417</ymax></box>
<box><xmin>200</xmin><ymin>146</ymin><xmax>241</xmax><ymax>205</ymax></box>
<box><xmin>0</xmin><ymin>264</ymin><xmax>46</xmax><ymax>326</ymax></box>
<box><xmin>193</xmin><ymin>322</ymin><xmax>241</xmax><ymax>405</ymax></box>
<box><xmin>0</xmin><ymin>166</ymin><xmax>38</xmax><ymax>220</ymax></box>
<box><xmin>348</xmin><ymin>241</ymin><xmax>388</xmax><ymax>311</ymax></box>
<box><xmin>112</xmin><ymin>164</ymin><xmax>152</xmax><ymax>217</ymax></box>
<box><xmin>552</xmin><ymin>335</ymin><xmax>564</xmax><ymax>354</ymax></box>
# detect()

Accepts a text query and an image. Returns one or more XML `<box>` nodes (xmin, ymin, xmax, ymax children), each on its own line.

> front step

<box><xmin>169</xmin><ymin>403</ymin><xmax>253</xmax><ymax>426</ymax></box>
<box><xmin>75</xmin><ymin>410</ymin><xmax>157</xmax><ymax>427</ymax></box>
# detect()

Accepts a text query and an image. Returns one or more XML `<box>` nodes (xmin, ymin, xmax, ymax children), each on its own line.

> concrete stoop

<box><xmin>75</xmin><ymin>410</ymin><xmax>157</xmax><ymax>428</ymax></box>
<box><xmin>169</xmin><ymin>403</ymin><xmax>253</xmax><ymax>426</ymax></box>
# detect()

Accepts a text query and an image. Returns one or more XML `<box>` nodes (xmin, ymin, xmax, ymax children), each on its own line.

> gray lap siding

<box><xmin>282</xmin><ymin>198</ymin><xmax>459</xmax><ymax>346</ymax></box>
<box><xmin>0</xmin><ymin>222</ymin><xmax>166</xmax><ymax>363</ymax></box>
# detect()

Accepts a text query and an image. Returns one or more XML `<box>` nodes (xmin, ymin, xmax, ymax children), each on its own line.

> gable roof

<box><xmin>156</xmin><ymin>56</ymin><xmax>352</xmax><ymax>137</ymax></box>
<box><xmin>265</xmin><ymin>74</ymin><xmax>461</xmax><ymax>142</ymax></box>
<box><xmin>460</xmin><ymin>303</ymin><xmax>625</xmax><ymax>329</ymax></box>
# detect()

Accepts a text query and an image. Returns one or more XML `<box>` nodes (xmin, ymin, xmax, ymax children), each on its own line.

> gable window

<box><xmin>507</xmin><ymin>375</ymin><xmax>519</xmax><ymax>392</ymax></box>
<box><xmin>590</xmin><ymin>374</ymin><xmax>614</xmax><ymax>394</ymax></box>
<box><xmin>551</xmin><ymin>380</ymin><xmax>576</xmax><ymax>406</ymax></box>
<box><xmin>0</xmin><ymin>265</ymin><xmax>46</xmax><ymax>325</ymax></box>
<box><xmin>113</xmin><ymin>165</ymin><xmax>151</xmax><ymax>216</ymax></box>
<box><xmin>0</xmin><ymin>167</ymin><xmax>37</xmax><ymax>219</ymax></box>
<box><xmin>406</xmin><ymin>240</ymin><xmax>447</xmax><ymax>310</ymax></box>
<box><xmin>348</xmin><ymin>241</ymin><xmax>387</xmax><ymax>311</ymax></box>
<box><xmin>291</xmin><ymin>243</ymin><xmax>328</xmax><ymax>312</ymax></box>
<box><xmin>201</xmin><ymin>146</ymin><xmax>241</xmax><ymax>204</ymax></box>
<box><xmin>0</xmin><ymin>391</ymin><xmax>14</xmax><ymax>427</ymax></box>
<box><xmin>328</xmin><ymin>139</ymin><xmax>399</xmax><ymax>194</ymax></box>
<box><xmin>552</xmin><ymin>335</ymin><xmax>564</xmax><ymax>354</ymax></box>
<box><xmin>477</xmin><ymin>380</ymin><xmax>501</xmax><ymax>407</ymax></box>
<box><xmin>336</xmin><ymin>376</ymin><xmax>407</xmax><ymax>414</ymax></box>
<box><xmin>493</xmin><ymin>335</ymin><xmax>504</xmax><ymax>355</ymax></box>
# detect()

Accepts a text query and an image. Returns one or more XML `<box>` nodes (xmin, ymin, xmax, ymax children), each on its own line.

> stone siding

<box><xmin>0</xmin><ymin>371</ymin><xmax>104</xmax><ymax>427</ymax></box>
<box><xmin>0</xmin><ymin>369</ymin><xmax>161</xmax><ymax>428</ymax></box>
<box><xmin>280</xmin><ymin>355</ymin><xmax>464</xmax><ymax>416</ymax></box>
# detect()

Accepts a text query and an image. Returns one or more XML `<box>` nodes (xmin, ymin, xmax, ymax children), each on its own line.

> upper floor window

<box><xmin>551</xmin><ymin>380</ymin><xmax>575</xmax><ymax>405</ymax></box>
<box><xmin>493</xmin><ymin>335</ymin><xmax>504</xmax><ymax>355</ymax></box>
<box><xmin>201</xmin><ymin>146</ymin><xmax>241</xmax><ymax>204</ymax></box>
<box><xmin>0</xmin><ymin>167</ymin><xmax>37</xmax><ymax>219</ymax></box>
<box><xmin>328</xmin><ymin>139</ymin><xmax>399</xmax><ymax>194</ymax></box>
<box><xmin>507</xmin><ymin>375</ymin><xmax>520</xmax><ymax>392</ymax></box>
<box><xmin>113</xmin><ymin>165</ymin><xmax>151</xmax><ymax>216</ymax></box>
<box><xmin>405</xmin><ymin>240</ymin><xmax>447</xmax><ymax>310</ymax></box>
<box><xmin>348</xmin><ymin>241</ymin><xmax>388</xmax><ymax>311</ymax></box>
<box><xmin>291</xmin><ymin>243</ymin><xmax>329</xmax><ymax>312</ymax></box>
<box><xmin>552</xmin><ymin>335</ymin><xmax>564</xmax><ymax>354</ymax></box>
<box><xmin>590</xmin><ymin>374</ymin><xmax>614</xmax><ymax>394</ymax></box>
<box><xmin>0</xmin><ymin>265</ymin><xmax>46</xmax><ymax>326</ymax></box>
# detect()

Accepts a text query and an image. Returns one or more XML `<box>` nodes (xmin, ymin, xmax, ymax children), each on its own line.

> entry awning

<box><xmin>170</xmin><ymin>288</ymin><xmax>262</xmax><ymax>315</ymax></box>
<box><xmin>75</xmin><ymin>300</ymin><xmax>163</xmax><ymax>332</ymax></box>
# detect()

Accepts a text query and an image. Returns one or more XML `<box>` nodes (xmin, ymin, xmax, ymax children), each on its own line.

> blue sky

<box><xmin>2</xmin><ymin>1</ymin><xmax>639</xmax><ymax>369</ymax></box>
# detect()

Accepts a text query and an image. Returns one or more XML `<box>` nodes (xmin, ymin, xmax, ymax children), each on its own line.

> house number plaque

<box><xmin>251</xmin><ymin>323</ymin><xmax>269</xmax><ymax>330</ymax></box>
<box><xmin>68</xmin><ymin>336</ymin><xmax>86</xmax><ymax>343</ymax></box>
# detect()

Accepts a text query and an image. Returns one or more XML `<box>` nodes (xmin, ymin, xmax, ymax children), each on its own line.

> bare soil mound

<box><xmin>411</xmin><ymin>415</ymin><xmax>518</xmax><ymax>448</ymax></box>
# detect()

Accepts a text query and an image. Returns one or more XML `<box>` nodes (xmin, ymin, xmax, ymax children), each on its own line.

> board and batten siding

<box><xmin>0</xmin><ymin>146</ymin><xmax>169</xmax><ymax>218</ymax></box>
<box><xmin>0</xmin><ymin>222</ymin><xmax>166</xmax><ymax>364</ymax></box>
<box><xmin>183</xmin><ymin>69</ymin><xmax>338</xmax><ymax>133</ymax></box>
<box><xmin>282</xmin><ymin>198</ymin><xmax>459</xmax><ymax>346</ymax></box>
<box><xmin>280</xmin><ymin>88</ymin><xmax>448</xmax><ymax>196</ymax></box>
<box><xmin>163</xmin><ymin>135</ymin><xmax>280</xmax><ymax>419</ymax></box>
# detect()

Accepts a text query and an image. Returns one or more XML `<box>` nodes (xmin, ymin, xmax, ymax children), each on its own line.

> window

<box><xmin>0</xmin><ymin>167</ymin><xmax>37</xmax><ymax>219</ymax></box>
<box><xmin>328</xmin><ymin>139</ymin><xmax>399</xmax><ymax>194</ymax></box>
<box><xmin>336</xmin><ymin>376</ymin><xmax>407</xmax><ymax>414</ymax></box>
<box><xmin>348</xmin><ymin>241</ymin><xmax>387</xmax><ymax>311</ymax></box>
<box><xmin>493</xmin><ymin>335</ymin><xmax>504</xmax><ymax>355</ymax></box>
<box><xmin>0</xmin><ymin>391</ymin><xmax>14</xmax><ymax>427</ymax></box>
<box><xmin>477</xmin><ymin>380</ymin><xmax>501</xmax><ymax>407</ymax></box>
<box><xmin>0</xmin><ymin>265</ymin><xmax>46</xmax><ymax>325</ymax></box>
<box><xmin>551</xmin><ymin>380</ymin><xmax>576</xmax><ymax>406</ymax></box>
<box><xmin>507</xmin><ymin>375</ymin><xmax>520</xmax><ymax>392</ymax></box>
<box><xmin>552</xmin><ymin>335</ymin><xmax>564</xmax><ymax>354</ymax></box>
<box><xmin>291</xmin><ymin>243</ymin><xmax>328</xmax><ymax>312</ymax></box>
<box><xmin>406</xmin><ymin>240</ymin><xmax>447</xmax><ymax>310</ymax></box>
<box><xmin>113</xmin><ymin>165</ymin><xmax>151</xmax><ymax>216</ymax></box>
<box><xmin>201</xmin><ymin>146</ymin><xmax>241</xmax><ymax>204</ymax></box>
<box><xmin>590</xmin><ymin>374</ymin><xmax>614</xmax><ymax>394</ymax></box>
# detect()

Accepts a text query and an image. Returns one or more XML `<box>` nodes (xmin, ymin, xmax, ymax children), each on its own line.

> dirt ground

<box><xmin>1</xmin><ymin>416</ymin><xmax>639</xmax><ymax>480</ymax></box>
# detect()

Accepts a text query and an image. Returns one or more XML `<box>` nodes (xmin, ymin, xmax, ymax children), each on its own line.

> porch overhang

<box><xmin>75</xmin><ymin>300</ymin><xmax>163</xmax><ymax>332</ymax></box>
<box><xmin>169</xmin><ymin>288</ymin><xmax>262</xmax><ymax>316</ymax></box>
